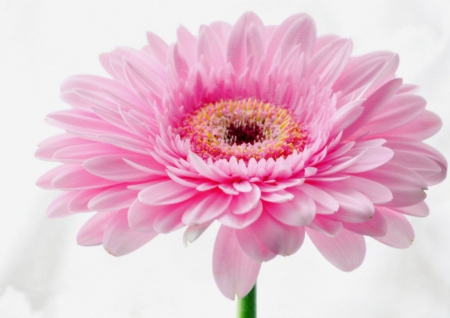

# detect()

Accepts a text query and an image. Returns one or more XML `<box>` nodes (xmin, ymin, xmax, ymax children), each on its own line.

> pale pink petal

<box><xmin>47</xmin><ymin>191</ymin><xmax>79</xmax><ymax>218</ymax></box>
<box><xmin>308</xmin><ymin>215</ymin><xmax>343</xmax><ymax>237</ymax></box>
<box><xmin>319</xmin><ymin>186</ymin><xmax>374</xmax><ymax>222</ymax></box>
<box><xmin>36</xmin><ymin>164</ymin><xmax>78</xmax><ymax>189</ymax></box>
<box><xmin>251</xmin><ymin>212</ymin><xmax>305</xmax><ymax>256</ymax></box>
<box><xmin>307</xmin><ymin>228</ymin><xmax>366</xmax><ymax>271</ymax></box>
<box><xmin>235</xmin><ymin>227</ymin><xmax>277</xmax><ymax>262</ymax></box>
<box><xmin>227</xmin><ymin>12</ymin><xmax>265</xmax><ymax>75</ymax></box>
<box><xmin>35</xmin><ymin>135</ymin><xmax>90</xmax><ymax>161</ymax></box>
<box><xmin>359</xmin><ymin>163</ymin><xmax>427</xmax><ymax>207</ymax></box>
<box><xmin>383</xmin><ymin>110</ymin><xmax>442</xmax><ymax>141</ymax></box>
<box><xmin>103</xmin><ymin>210</ymin><xmax>158</xmax><ymax>256</ymax></box>
<box><xmin>344</xmin><ymin>208</ymin><xmax>387</xmax><ymax>237</ymax></box>
<box><xmin>391</xmin><ymin>202</ymin><xmax>429</xmax><ymax>217</ymax></box>
<box><xmin>373</xmin><ymin>207</ymin><xmax>415</xmax><ymax>248</ymax></box>
<box><xmin>229</xmin><ymin>185</ymin><xmax>261</xmax><ymax>214</ymax></box>
<box><xmin>213</xmin><ymin>226</ymin><xmax>261</xmax><ymax>300</ymax></box>
<box><xmin>218</xmin><ymin>201</ymin><xmax>263</xmax><ymax>229</ymax></box>
<box><xmin>183</xmin><ymin>221</ymin><xmax>213</xmax><ymax>246</ymax></box>
<box><xmin>299</xmin><ymin>183</ymin><xmax>339</xmax><ymax>212</ymax></box>
<box><xmin>265</xmin><ymin>189</ymin><xmax>316</xmax><ymax>226</ymax></box>
<box><xmin>361</xmin><ymin>95</ymin><xmax>426</xmax><ymax>136</ymax></box>
<box><xmin>145</xmin><ymin>32</ymin><xmax>169</xmax><ymax>64</ymax></box>
<box><xmin>343</xmin><ymin>78</ymin><xmax>403</xmax><ymax>139</ymax></box>
<box><xmin>128</xmin><ymin>199</ymin><xmax>162</xmax><ymax>232</ymax></box>
<box><xmin>338</xmin><ymin>176</ymin><xmax>393</xmax><ymax>204</ymax></box>
<box><xmin>88</xmin><ymin>185</ymin><xmax>138</xmax><ymax>211</ymax></box>
<box><xmin>138</xmin><ymin>179</ymin><xmax>197</xmax><ymax>206</ymax></box>
<box><xmin>52</xmin><ymin>166</ymin><xmax>117</xmax><ymax>190</ymax></box>
<box><xmin>182</xmin><ymin>190</ymin><xmax>232</xmax><ymax>225</ymax></box>
<box><xmin>384</xmin><ymin>140</ymin><xmax>447</xmax><ymax>186</ymax></box>
<box><xmin>83</xmin><ymin>154</ymin><xmax>154</xmax><ymax>182</ymax></box>
<box><xmin>77</xmin><ymin>212</ymin><xmax>113</xmax><ymax>246</ymax></box>
<box><xmin>68</xmin><ymin>189</ymin><xmax>101</xmax><ymax>213</ymax></box>
<box><xmin>53</xmin><ymin>143</ymin><xmax>125</xmax><ymax>163</ymax></box>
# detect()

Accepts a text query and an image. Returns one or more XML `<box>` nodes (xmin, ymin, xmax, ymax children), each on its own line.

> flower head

<box><xmin>36</xmin><ymin>12</ymin><xmax>447</xmax><ymax>300</ymax></box>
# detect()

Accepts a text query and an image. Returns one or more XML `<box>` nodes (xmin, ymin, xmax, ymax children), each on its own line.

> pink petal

<box><xmin>338</xmin><ymin>176</ymin><xmax>393</xmax><ymax>204</ymax></box>
<box><xmin>138</xmin><ymin>179</ymin><xmax>197</xmax><ymax>206</ymax></box>
<box><xmin>229</xmin><ymin>185</ymin><xmax>261</xmax><ymax>214</ymax></box>
<box><xmin>384</xmin><ymin>110</ymin><xmax>442</xmax><ymax>141</ymax></box>
<box><xmin>343</xmin><ymin>78</ymin><xmax>403</xmax><ymax>139</ymax></box>
<box><xmin>77</xmin><ymin>212</ymin><xmax>113</xmax><ymax>246</ymax></box>
<box><xmin>145</xmin><ymin>32</ymin><xmax>169</xmax><ymax>64</ymax></box>
<box><xmin>183</xmin><ymin>221</ymin><xmax>213</xmax><ymax>246</ymax></box>
<box><xmin>344</xmin><ymin>208</ymin><xmax>387</xmax><ymax>237</ymax></box>
<box><xmin>265</xmin><ymin>189</ymin><xmax>316</xmax><ymax>226</ymax></box>
<box><xmin>53</xmin><ymin>143</ymin><xmax>125</xmax><ymax>163</ymax></box>
<box><xmin>391</xmin><ymin>201</ymin><xmax>429</xmax><ymax>217</ymax></box>
<box><xmin>218</xmin><ymin>201</ymin><xmax>263</xmax><ymax>229</ymax></box>
<box><xmin>307</xmin><ymin>228</ymin><xmax>366</xmax><ymax>271</ymax></box>
<box><xmin>299</xmin><ymin>183</ymin><xmax>339</xmax><ymax>212</ymax></box>
<box><xmin>384</xmin><ymin>140</ymin><xmax>447</xmax><ymax>186</ymax></box>
<box><xmin>319</xmin><ymin>185</ymin><xmax>374</xmax><ymax>222</ymax></box>
<box><xmin>213</xmin><ymin>226</ymin><xmax>261</xmax><ymax>300</ymax></box>
<box><xmin>88</xmin><ymin>185</ymin><xmax>138</xmax><ymax>211</ymax></box>
<box><xmin>36</xmin><ymin>164</ymin><xmax>78</xmax><ymax>189</ymax></box>
<box><xmin>35</xmin><ymin>134</ymin><xmax>90</xmax><ymax>161</ymax></box>
<box><xmin>373</xmin><ymin>207</ymin><xmax>414</xmax><ymax>248</ymax></box>
<box><xmin>227</xmin><ymin>12</ymin><xmax>265</xmax><ymax>75</ymax></box>
<box><xmin>181</xmin><ymin>190</ymin><xmax>232</xmax><ymax>225</ymax></box>
<box><xmin>52</xmin><ymin>166</ymin><xmax>117</xmax><ymax>190</ymax></box>
<box><xmin>68</xmin><ymin>189</ymin><xmax>101</xmax><ymax>213</ymax></box>
<box><xmin>308</xmin><ymin>215</ymin><xmax>343</xmax><ymax>237</ymax></box>
<box><xmin>235</xmin><ymin>227</ymin><xmax>277</xmax><ymax>262</ymax></box>
<box><xmin>250</xmin><ymin>211</ymin><xmax>305</xmax><ymax>256</ymax></box>
<box><xmin>103</xmin><ymin>210</ymin><xmax>157</xmax><ymax>256</ymax></box>
<box><xmin>152</xmin><ymin>204</ymin><xmax>186</xmax><ymax>234</ymax></box>
<box><xmin>362</xmin><ymin>95</ymin><xmax>426</xmax><ymax>136</ymax></box>
<box><xmin>83</xmin><ymin>154</ymin><xmax>154</xmax><ymax>182</ymax></box>
<box><xmin>260</xmin><ymin>190</ymin><xmax>294</xmax><ymax>203</ymax></box>
<box><xmin>359</xmin><ymin>163</ymin><xmax>427</xmax><ymax>207</ymax></box>
<box><xmin>47</xmin><ymin>191</ymin><xmax>79</xmax><ymax>218</ymax></box>
<box><xmin>128</xmin><ymin>199</ymin><xmax>163</xmax><ymax>232</ymax></box>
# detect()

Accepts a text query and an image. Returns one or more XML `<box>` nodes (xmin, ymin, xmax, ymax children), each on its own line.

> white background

<box><xmin>1</xmin><ymin>0</ymin><xmax>450</xmax><ymax>317</ymax></box>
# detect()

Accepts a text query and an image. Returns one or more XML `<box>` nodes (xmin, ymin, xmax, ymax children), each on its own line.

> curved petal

<box><xmin>77</xmin><ymin>212</ymin><xmax>114</xmax><ymax>246</ymax></box>
<box><xmin>47</xmin><ymin>191</ymin><xmax>79</xmax><ymax>218</ymax></box>
<box><xmin>235</xmin><ymin>227</ymin><xmax>277</xmax><ymax>262</ymax></box>
<box><xmin>88</xmin><ymin>185</ymin><xmax>138</xmax><ymax>211</ymax></box>
<box><xmin>103</xmin><ymin>210</ymin><xmax>157</xmax><ymax>256</ymax></box>
<box><xmin>344</xmin><ymin>208</ymin><xmax>387</xmax><ymax>237</ymax></box>
<box><xmin>251</xmin><ymin>211</ymin><xmax>305</xmax><ymax>256</ymax></box>
<box><xmin>213</xmin><ymin>226</ymin><xmax>261</xmax><ymax>300</ymax></box>
<box><xmin>182</xmin><ymin>190</ymin><xmax>232</xmax><ymax>225</ymax></box>
<box><xmin>265</xmin><ymin>189</ymin><xmax>316</xmax><ymax>226</ymax></box>
<box><xmin>218</xmin><ymin>201</ymin><xmax>263</xmax><ymax>229</ymax></box>
<box><xmin>138</xmin><ymin>179</ymin><xmax>197</xmax><ymax>206</ymax></box>
<box><xmin>183</xmin><ymin>221</ymin><xmax>213</xmax><ymax>246</ymax></box>
<box><xmin>359</xmin><ymin>163</ymin><xmax>427</xmax><ymax>207</ymax></box>
<box><xmin>373</xmin><ymin>207</ymin><xmax>415</xmax><ymax>248</ymax></box>
<box><xmin>307</xmin><ymin>228</ymin><xmax>366</xmax><ymax>271</ymax></box>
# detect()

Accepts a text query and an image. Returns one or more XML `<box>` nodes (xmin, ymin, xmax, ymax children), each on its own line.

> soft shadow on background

<box><xmin>1</xmin><ymin>0</ymin><xmax>449</xmax><ymax>317</ymax></box>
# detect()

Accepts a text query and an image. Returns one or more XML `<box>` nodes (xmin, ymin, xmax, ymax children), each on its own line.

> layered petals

<box><xmin>36</xmin><ymin>11</ymin><xmax>446</xmax><ymax>300</ymax></box>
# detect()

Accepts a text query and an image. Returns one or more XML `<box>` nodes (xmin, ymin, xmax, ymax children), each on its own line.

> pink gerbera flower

<box><xmin>36</xmin><ymin>12</ymin><xmax>446</xmax><ymax>300</ymax></box>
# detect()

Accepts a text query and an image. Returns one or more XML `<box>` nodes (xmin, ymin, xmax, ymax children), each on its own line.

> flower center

<box><xmin>177</xmin><ymin>99</ymin><xmax>308</xmax><ymax>162</ymax></box>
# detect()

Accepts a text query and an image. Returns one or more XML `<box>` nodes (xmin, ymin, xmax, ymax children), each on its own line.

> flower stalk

<box><xmin>237</xmin><ymin>284</ymin><xmax>256</xmax><ymax>318</ymax></box>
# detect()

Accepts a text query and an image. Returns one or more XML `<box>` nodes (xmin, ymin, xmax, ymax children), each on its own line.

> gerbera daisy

<box><xmin>36</xmin><ymin>12</ymin><xmax>446</xmax><ymax>301</ymax></box>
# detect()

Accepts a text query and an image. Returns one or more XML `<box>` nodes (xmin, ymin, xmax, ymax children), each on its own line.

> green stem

<box><xmin>237</xmin><ymin>284</ymin><xmax>257</xmax><ymax>318</ymax></box>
